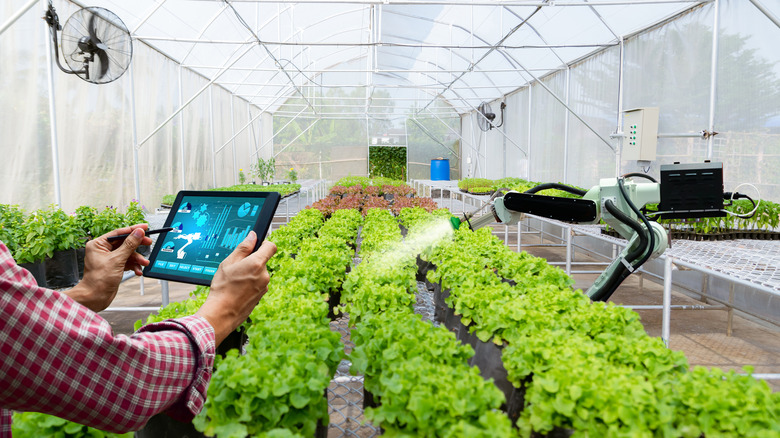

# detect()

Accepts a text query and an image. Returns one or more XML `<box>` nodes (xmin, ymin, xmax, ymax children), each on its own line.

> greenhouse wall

<box><xmin>461</xmin><ymin>1</ymin><xmax>779</xmax><ymax>199</ymax></box>
<box><xmin>0</xmin><ymin>0</ymin><xmax>264</xmax><ymax>213</ymax></box>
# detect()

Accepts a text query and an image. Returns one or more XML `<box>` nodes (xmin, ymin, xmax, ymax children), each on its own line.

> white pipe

<box><xmin>748</xmin><ymin>0</ymin><xmax>780</xmax><ymax>29</ymax></box>
<box><xmin>0</xmin><ymin>0</ymin><xmax>38</xmax><ymax>37</ymax></box>
<box><xmin>178</xmin><ymin>66</ymin><xmax>186</xmax><ymax>189</ymax></box>
<box><xmin>129</xmin><ymin>61</ymin><xmax>141</xmax><ymax>202</ymax></box>
<box><xmin>209</xmin><ymin>86</ymin><xmax>217</xmax><ymax>188</ymax></box>
<box><xmin>707</xmin><ymin>0</ymin><xmax>720</xmax><ymax>159</ymax></box>
<box><xmin>662</xmin><ymin>256</ymin><xmax>674</xmax><ymax>347</ymax></box>
<box><xmin>44</xmin><ymin>6</ymin><xmax>61</xmax><ymax>207</ymax></box>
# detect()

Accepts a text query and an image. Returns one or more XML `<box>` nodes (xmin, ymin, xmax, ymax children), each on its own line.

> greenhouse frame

<box><xmin>2</xmin><ymin>0</ymin><xmax>780</xmax><ymax>437</ymax></box>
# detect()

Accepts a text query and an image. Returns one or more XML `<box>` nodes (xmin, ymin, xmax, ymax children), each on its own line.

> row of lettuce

<box><xmin>343</xmin><ymin>207</ymin><xmax>515</xmax><ymax>436</ymax></box>
<box><xmin>423</xmin><ymin>225</ymin><xmax>780</xmax><ymax>436</ymax></box>
<box><xmin>12</xmin><ymin>182</ymin><xmax>780</xmax><ymax>436</ymax></box>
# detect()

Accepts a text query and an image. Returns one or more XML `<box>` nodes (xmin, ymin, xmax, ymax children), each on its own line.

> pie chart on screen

<box><xmin>237</xmin><ymin>202</ymin><xmax>252</xmax><ymax>218</ymax></box>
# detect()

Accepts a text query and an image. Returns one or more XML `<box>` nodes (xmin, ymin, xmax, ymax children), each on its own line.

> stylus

<box><xmin>107</xmin><ymin>227</ymin><xmax>174</xmax><ymax>242</ymax></box>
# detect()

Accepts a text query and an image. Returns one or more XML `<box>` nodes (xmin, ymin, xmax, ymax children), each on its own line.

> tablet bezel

<box><xmin>143</xmin><ymin>190</ymin><xmax>280</xmax><ymax>286</ymax></box>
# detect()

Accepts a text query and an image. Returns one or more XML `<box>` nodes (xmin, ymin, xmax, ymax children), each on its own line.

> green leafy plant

<box><xmin>124</xmin><ymin>201</ymin><xmax>146</xmax><ymax>227</ymax></box>
<box><xmin>238</xmin><ymin>168</ymin><xmax>247</xmax><ymax>185</ymax></box>
<box><xmin>90</xmin><ymin>206</ymin><xmax>126</xmax><ymax>238</ymax></box>
<box><xmin>0</xmin><ymin>204</ymin><xmax>26</xmax><ymax>253</ymax></box>
<box><xmin>369</xmin><ymin>146</ymin><xmax>407</xmax><ymax>181</ymax></box>
<box><xmin>252</xmin><ymin>157</ymin><xmax>277</xmax><ymax>183</ymax></box>
<box><xmin>287</xmin><ymin>167</ymin><xmax>298</xmax><ymax>183</ymax></box>
<box><xmin>11</xmin><ymin>412</ymin><xmax>132</xmax><ymax>438</ymax></box>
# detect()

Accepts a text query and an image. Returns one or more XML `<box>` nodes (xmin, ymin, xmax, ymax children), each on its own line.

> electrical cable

<box><xmin>621</xmin><ymin>172</ymin><xmax>658</xmax><ymax>183</ymax></box>
<box><xmin>604</xmin><ymin>198</ymin><xmax>647</xmax><ymax>266</ymax></box>
<box><xmin>524</xmin><ymin>183</ymin><xmax>587</xmax><ymax>197</ymax></box>
<box><xmin>591</xmin><ymin>198</ymin><xmax>653</xmax><ymax>302</ymax></box>
<box><xmin>723</xmin><ymin>183</ymin><xmax>762</xmax><ymax>219</ymax></box>
<box><xmin>618</xmin><ymin>178</ymin><xmax>655</xmax><ymax>269</ymax></box>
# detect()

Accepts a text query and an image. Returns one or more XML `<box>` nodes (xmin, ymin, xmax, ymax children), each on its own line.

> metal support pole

<box><xmin>161</xmin><ymin>280</ymin><xmax>170</xmax><ymax>306</ymax></box>
<box><xmin>0</xmin><ymin>0</ymin><xmax>38</xmax><ymax>37</ymax></box>
<box><xmin>209</xmin><ymin>86</ymin><xmax>217</xmax><ymax>188</ymax></box>
<box><xmin>44</xmin><ymin>11</ymin><xmax>62</xmax><ymax>207</ymax></box>
<box><xmin>707</xmin><ymin>0</ymin><xmax>720</xmax><ymax>159</ymax></box>
<box><xmin>662</xmin><ymin>256</ymin><xmax>673</xmax><ymax>347</ymax></box>
<box><xmin>129</xmin><ymin>61</ymin><xmax>141</xmax><ymax>203</ymax></box>
<box><xmin>517</xmin><ymin>220</ymin><xmax>522</xmax><ymax>252</ymax></box>
<box><xmin>749</xmin><ymin>0</ymin><xmax>780</xmax><ymax>29</ymax></box>
<box><xmin>178</xmin><ymin>66</ymin><xmax>186</xmax><ymax>189</ymax></box>
<box><xmin>565</xmin><ymin>225</ymin><xmax>572</xmax><ymax>276</ymax></box>
<box><xmin>727</xmin><ymin>282</ymin><xmax>735</xmax><ymax>337</ymax></box>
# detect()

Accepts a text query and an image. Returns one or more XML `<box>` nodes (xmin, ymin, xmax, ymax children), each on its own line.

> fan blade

<box><xmin>96</xmin><ymin>48</ymin><xmax>110</xmax><ymax>78</ymax></box>
<box><xmin>88</xmin><ymin>13</ymin><xmax>98</xmax><ymax>43</ymax></box>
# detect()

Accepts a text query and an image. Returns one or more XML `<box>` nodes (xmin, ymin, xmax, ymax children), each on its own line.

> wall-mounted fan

<box><xmin>43</xmin><ymin>2</ymin><xmax>132</xmax><ymax>84</ymax></box>
<box><xmin>477</xmin><ymin>101</ymin><xmax>506</xmax><ymax>132</ymax></box>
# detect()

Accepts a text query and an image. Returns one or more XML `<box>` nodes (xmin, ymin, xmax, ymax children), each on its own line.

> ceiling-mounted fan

<box><xmin>477</xmin><ymin>101</ymin><xmax>506</xmax><ymax>132</ymax></box>
<box><xmin>43</xmin><ymin>1</ymin><xmax>133</xmax><ymax>84</ymax></box>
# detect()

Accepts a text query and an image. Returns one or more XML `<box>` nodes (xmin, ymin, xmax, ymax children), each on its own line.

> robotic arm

<box><xmin>452</xmin><ymin>162</ymin><xmax>738</xmax><ymax>302</ymax></box>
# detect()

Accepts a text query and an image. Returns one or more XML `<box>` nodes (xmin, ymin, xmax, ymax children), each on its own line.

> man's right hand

<box><xmin>195</xmin><ymin>231</ymin><xmax>277</xmax><ymax>345</ymax></box>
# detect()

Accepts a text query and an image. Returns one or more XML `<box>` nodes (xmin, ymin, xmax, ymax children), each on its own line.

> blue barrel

<box><xmin>430</xmin><ymin>159</ymin><xmax>450</xmax><ymax>181</ymax></box>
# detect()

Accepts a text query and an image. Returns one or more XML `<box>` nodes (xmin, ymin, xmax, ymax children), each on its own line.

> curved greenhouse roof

<box><xmin>1</xmin><ymin>0</ymin><xmax>779</xmax><ymax>211</ymax></box>
<box><xmin>30</xmin><ymin>0</ymin><xmax>714</xmax><ymax>116</ymax></box>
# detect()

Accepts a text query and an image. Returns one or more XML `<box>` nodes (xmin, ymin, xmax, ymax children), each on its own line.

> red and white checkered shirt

<box><xmin>0</xmin><ymin>242</ymin><xmax>216</xmax><ymax>436</ymax></box>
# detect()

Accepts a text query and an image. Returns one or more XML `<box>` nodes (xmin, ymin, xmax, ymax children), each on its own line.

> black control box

<box><xmin>658</xmin><ymin>162</ymin><xmax>725</xmax><ymax>219</ymax></box>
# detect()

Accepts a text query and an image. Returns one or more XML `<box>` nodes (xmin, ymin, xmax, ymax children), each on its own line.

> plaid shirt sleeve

<box><xmin>0</xmin><ymin>242</ymin><xmax>216</xmax><ymax>435</ymax></box>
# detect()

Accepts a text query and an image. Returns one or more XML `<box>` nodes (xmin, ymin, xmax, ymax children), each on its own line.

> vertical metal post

<box><xmin>662</xmin><ymin>256</ymin><xmax>673</xmax><ymax>347</ymax></box>
<box><xmin>700</xmin><ymin>273</ymin><xmax>709</xmax><ymax>304</ymax></box>
<box><xmin>230</xmin><ymin>96</ymin><xmax>237</xmax><ymax>180</ymax></box>
<box><xmin>209</xmin><ymin>86</ymin><xmax>217</xmax><ymax>188</ymax></box>
<box><xmin>161</xmin><ymin>280</ymin><xmax>170</xmax><ymax>306</ymax></box>
<box><xmin>707</xmin><ymin>0</ymin><xmax>720</xmax><ymax>159</ymax></box>
<box><xmin>616</xmin><ymin>37</ymin><xmax>625</xmax><ymax>176</ymax></box>
<box><xmin>504</xmin><ymin>225</ymin><xmax>508</xmax><ymax>245</ymax></box>
<box><xmin>178</xmin><ymin>66</ymin><xmax>186</xmax><ymax>189</ymax></box>
<box><xmin>563</xmin><ymin>67</ymin><xmax>570</xmax><ymax>183</ymax></box>
<box><xmin>527</xmin><ymin>84</ymin><xmax>533</xmax><ymax>180</ymax></box>
<box><xmin>44</xmin><ymin>13</ymin><xmax>62</xmax><ymax>206</ymax></box>
<box><xmin>727</xmin><ymin>283</ymin><xmax>735</xmax><ymax>337</ymax></box>
<box><xmin>565</xmin><ymin>225</ymin><xmax>572</xmax><ymax>276</ymax></box>
<box><xmin>129</xmin><ymin>60</ymin><xmax>141</xmax><ymax>203</ymax></box>
<box><xmin>516</xmin><ymin>220</ymin><xmax>522</xmax><ymax>252</ymax></box>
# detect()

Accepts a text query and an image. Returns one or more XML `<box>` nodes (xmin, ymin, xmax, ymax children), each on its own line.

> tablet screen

<box><xmin>143</xmin><ymin>190</ymin><xmax>280</xmax><ymax>285</ymax></box>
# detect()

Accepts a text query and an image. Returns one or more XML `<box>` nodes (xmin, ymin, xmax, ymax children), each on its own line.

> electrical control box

<box><xmin>622</xmin><ymin>107</ymin><xmax>659</xmax><ymax>162</ymax></box>
<box><xmin>658</xmin><ymin>161</ymin><xmax>725</xmax><ymax>219</ymax></box>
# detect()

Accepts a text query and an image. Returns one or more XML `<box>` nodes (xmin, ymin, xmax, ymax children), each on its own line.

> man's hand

<box><xmin>195</xmin><ymin>231</ymin><xmax>277</xmax><ymax>346</ymax></box>
<box><xmin>66</xmin><ymin>224</ymin><xmax>153</xmax><ymax>312</ymax></box>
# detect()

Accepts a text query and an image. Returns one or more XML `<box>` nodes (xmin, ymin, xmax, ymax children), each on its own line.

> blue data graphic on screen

<box><xmin>148</xmin><ymin>195</ymin><xmax>265</xmax><ymax>280</ymax></box>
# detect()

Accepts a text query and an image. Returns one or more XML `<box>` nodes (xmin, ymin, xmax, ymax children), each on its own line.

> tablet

<box><xmin>143</xmin><ymin>190</ymin><xmax>280</xmax><ymax>286</ymax></box>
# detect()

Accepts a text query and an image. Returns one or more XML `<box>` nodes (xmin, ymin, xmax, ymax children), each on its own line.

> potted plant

<box><xmin>287</xmin><ymin>167</ymin><xmax>298</xmax><ymax>184</ymax></box>
<box><xmin>13</xmin><ymin>211</ymin><xmax>56</xmax><ymax>287</ymax></box>
<box><xmin>74</xmin><ymin>205</ymin><xmax>97</xmax><ymax>278</ymax></box>
<box><xmin>0</xmin><ymin>204</ymin><xmax>26</xmax><ymax>256</ymax></box>
<box><xmin>41</xmin><ymin>206</ymin><xmax>82</xmax><ymax>289</ymax></box>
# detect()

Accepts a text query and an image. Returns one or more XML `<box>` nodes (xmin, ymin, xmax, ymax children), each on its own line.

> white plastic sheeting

<box><xmin>460</xmin><ymin>1</ymin><xmax>780</xmax><ymax>201</ymax></box>
<box><xmin>1</xmin><ymin>0</ymin><xmax>778</xmax><ymax>211</ymax></box>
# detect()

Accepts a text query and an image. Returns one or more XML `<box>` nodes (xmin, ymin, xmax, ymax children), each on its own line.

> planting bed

<box><xmin>20</xmin><ymin>178</ymin><xmax>780</xmax><ymax>437</ymax></box>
